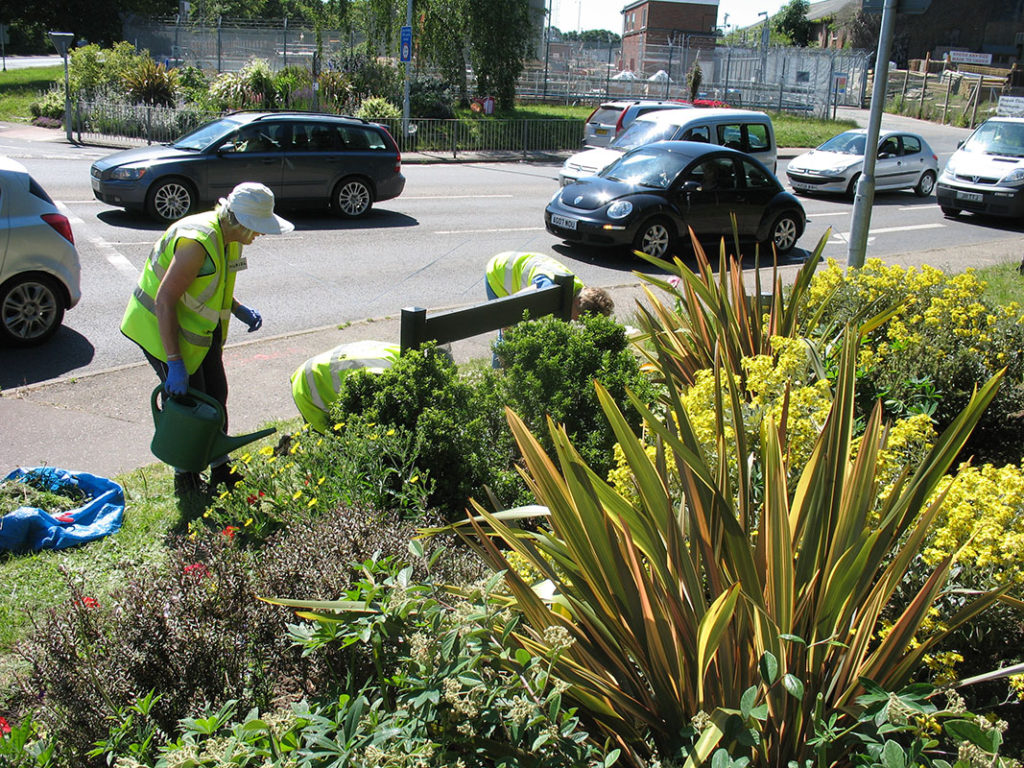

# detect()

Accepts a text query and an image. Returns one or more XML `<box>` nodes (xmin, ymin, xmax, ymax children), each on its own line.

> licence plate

<box><xmin>956</xmin><ymin>190</ymin><xmax>983</xmax><ymax>203</ymax></box>
<box><xmin>551</xmin><ymin>214</ymin><xmax>577</xmax><ymax>230</ymax></box>
<box><xmin>790</xmin><ymin>181</ymin><xmax>811</xmax><ymax>190</ymax></box>
<box><xmin>594</xmin><ymin>128</ymin><xmax>608</xmax><ymax>135</ymax></box>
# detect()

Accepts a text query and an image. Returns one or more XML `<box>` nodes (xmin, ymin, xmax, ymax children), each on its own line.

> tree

<box><xmin>772</xmin><ymin>0</ymin><xmax>813</xmax><ymax>46</ymax></box>
<box><xmin>1</xmin><ymin>0</ymin><xmax>174</xmax><ymax>49</ymax></box>
<box><xmin>687</xmin><ymin>58</ymin><xmax>702</xmax><ymax>102</ymax></box>
<box><xmin>419</xmin><ymin>0</ymin><xmax>471</xmax><ymax>104</ymax></box>
<box><xmin>465</xmin><ymin>0</ymin><xmax>533</xmax><ymax>110</ymax></box>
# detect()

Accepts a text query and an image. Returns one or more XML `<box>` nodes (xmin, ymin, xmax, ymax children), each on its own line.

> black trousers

<box><xmin>142</xmin><ymin>323</ymin><xmax>231</xmax><ymax>464</ymax></box>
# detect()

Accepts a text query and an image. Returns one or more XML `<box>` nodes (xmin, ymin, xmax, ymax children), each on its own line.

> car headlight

<box><xmin>110</xmin><ymin>166</ymin><xmax>148</xmax><ymax>181</ymax></box>
<box><xmin>607</xmin><ymin>200</ymin><xmax>633</xmax><ymax>219</ymax></box>
<box><xmin>550</xmin><ymin>188</ymin><xmax>562</xmax><ymax>204</ymax></box>
<box><xmin>999</xmin><ymin>168</ymin><xmax>1024</xmax><ymax>187</ymax></box>
<box><xmin>941</xmin><ymin>161</ymin><xmax>957</xmax><ymax>179</ymax></box>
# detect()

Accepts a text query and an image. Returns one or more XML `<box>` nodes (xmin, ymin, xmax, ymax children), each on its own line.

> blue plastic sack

<box><xmin>0</xmin><ymin>468</ymin><xmax>125</xmax><ymax>553</ymax></box>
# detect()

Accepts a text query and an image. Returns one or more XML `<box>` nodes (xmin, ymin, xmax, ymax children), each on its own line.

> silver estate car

<box><xmin>91</xmin><ymin>111</ymin><xmax>406</xmax><ymax>223</ymax></box>
<box><xmin>0</xmin><ymin>157</ymin><xmax>81</xmax><ymax>346</ymax></box>
<box><xmin>786</xmin><ymin>129</ymin><xmax>939</xmax><ymax>198</ymax></box>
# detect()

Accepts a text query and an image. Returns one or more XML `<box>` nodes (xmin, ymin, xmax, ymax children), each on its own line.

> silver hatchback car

<box><xmin>0</xmin><ymin>157</ymin><xmax>81</xmax><ymax>346</ymax></box>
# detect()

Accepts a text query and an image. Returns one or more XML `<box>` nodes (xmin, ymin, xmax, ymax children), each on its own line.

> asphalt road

<box><xmin>1</xmin><ymin>108</ymin><xmax>1023</xmax><ymax>476</ymax></box>
<box><xmin>0</xmin><ymin>107</ymin><xmax>1006</xmax><ymax>392</ymax></box>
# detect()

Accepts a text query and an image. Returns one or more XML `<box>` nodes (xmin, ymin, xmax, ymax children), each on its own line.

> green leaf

<box><xmin>944</xmin><ymin>719</ymin><xmax>1001</xmax><ymax>753</ymax></box>
<box><xmin>759</xmin><ymin>651</ymin><xmax>779</xmax><ymax>685</ymax></box>
<box><xmin>782</xmin><ymin>674</ymin><xmax>805</xmax><ymax>701</ymax></box>
<box><xmin>515</xmin><ymin>648</ymin><xmax>531</xmax><ymax>666</ymax></box>
<box><xmin>740</xmin><ymin>686</ymin><xmax>757</xmax><ymax>719</ymax></box>
<box><xmin>604</xmin><ymin>748</ymin><xmax>622</xmax><ymax>767</ymax></box>
<box><xmin>408</xmin><ymin>538</ymin><xmax>424</xmax><ymax>558</ymax></box>
<box><xmin>882</xmin><ymin>739</ymin><xmax>907</xmax><ymax>768</ymax></box>
<box><xmin>778</xmin><ymin>633</ymin><xmax>806</xmax><ymax>644</ymax></box>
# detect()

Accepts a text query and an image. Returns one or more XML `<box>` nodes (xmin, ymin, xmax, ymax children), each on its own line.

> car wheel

<box><xmin>845</xmin><ymin>173</ymin><xmax>861</xmax><ymax>199</ymax></box>
<box><xmin>0</xmin><ymin>274</ymin><xmax>66</xmax><ymax>347</ymax></box>
<box><xmin>633</xmin><ymin>217</ymin><xmax>674</xmax><ymax>259</ymax></box>
<box><xmin>334</xmin><ymin>178</ymin><xmax>373</xmax><ymax>218</ymax></box>
<box><xmin>940</xmin><ymin>206</ymin><xmax>960</xmax><ymax>218</ymax></box>
<box><xmin>768</xmin><ymin>212</ymin><xmax>801</xmax><ymax>255</ymax></box>
<box><xmin>914</xmin><ymin>170</ymin><xmax>936</xmax><ymax>197</ymax></box>
<box><xmin>147</xmin><ymin>178</ymin><xmax>196</xmax><ymax>223</ymax></box>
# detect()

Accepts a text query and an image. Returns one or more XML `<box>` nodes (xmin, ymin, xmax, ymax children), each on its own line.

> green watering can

<box><xmin>150</xmin><ymin>386</ymin><xmax>276</xmax><ymax>473</ymax></box>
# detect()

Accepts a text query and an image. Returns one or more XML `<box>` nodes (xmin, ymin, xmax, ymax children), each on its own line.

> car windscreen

<box><xmin>601</xmin><ymin>149</ymin><xmax>689</xmax><ymax>189</ymax></box>
<box><xmin>818</xmin><ymin>132</ymin><xmax>866</xmax><ymax>154</ymax></box>
<box><xmin>963</xmin><ymin>121</ymin><xmax>1024</xmax><ymax>157</ymax></box>
<box><xmin>611</xmin><ymin>120</ymin><xmax>677</xmax><ymax>150</ymax></box>
<box><xmin>173</xmin><ymin>117</ymin><xmax>246</xmax><ymax>151</ymax></box>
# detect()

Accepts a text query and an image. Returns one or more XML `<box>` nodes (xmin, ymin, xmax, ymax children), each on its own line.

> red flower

<box><xmin>80</xmin><ymin>596</ymin><xmax>99</xmax><ymax>609</ymax></box>
<box><xmin>245</xmin><ymin>491</ymin><xmax>266</xmax><ymax>505</ymax></box>
<box><xmin>221</xmin><ymin>525</ymin><xmax>240</xmax><ymax>540</ymax></box>
<box><xmin>0</xmin><ymin>715</ymin><xmax>11</xmax><ymax>735</ymax></box>
<box><xmin>183</xmin><ymin>563</ymin><xmax>209</xmax><ymax>578</ymax></box>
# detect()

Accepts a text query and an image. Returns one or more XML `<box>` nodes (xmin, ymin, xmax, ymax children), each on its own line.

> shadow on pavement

<box><xmin>0</xmin><ymin>327</ymin><xmax>96</xmax><ymax>390</ymax></box>
<box><xmin>97</xmin><ymin>207</ymin><xmax>420</xmax><ymax>232</ymax></box>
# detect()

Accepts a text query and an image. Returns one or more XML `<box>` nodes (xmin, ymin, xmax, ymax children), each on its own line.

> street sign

<box><xmin>0</xmin><ymin>24</ymin><xmax>9</xmax><ymax>45</ymax></box>
<box><xmin>47</xmin><ymin>31</ymin><xmax>74</xmax><ymax>56</ymax></box>
<box><xmin>862</xmin><ymin>0</ymin><xmax>931</xmax><ymax>14</ymax></box>
<box><xmin>400</xmin><ymin>25</ymin><xmax>412</xmax><ymax>63</ymax></box>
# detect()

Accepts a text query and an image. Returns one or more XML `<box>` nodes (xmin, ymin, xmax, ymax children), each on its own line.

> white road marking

<box><xmin>828</xmin><ymin>222</ymin><xmax>945</xmax><ymax>244</ymax></box>
<box><xmin>434</xmin><ymin>226</ymin><xmax>544</xmax><ymax>235</ymax></box>
<box><xmin>403</xmin><ymin>194</ymin><xmax>514</xmax><ymax>200</ymax></box>
<box><xmin>58</xmin><ymin>201</ymin><xmax>140</xmax><ymax>279</ymax></box>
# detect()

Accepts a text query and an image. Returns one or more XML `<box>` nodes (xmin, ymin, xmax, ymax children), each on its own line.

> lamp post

<box><xmin>542</xmin><ymin>0</ymin><xmax>552</xmax><ymax>98</ymax></box>
<box><xmin>48</xmin><ymin>32</ymin><xmax>74</xmax><ymax>142</ymax></box>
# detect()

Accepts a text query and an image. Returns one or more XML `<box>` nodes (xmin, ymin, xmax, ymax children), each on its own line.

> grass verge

<box><xmin>0</xmin><ymin>66</ymin><xmax>61</xmax><ymax>123</ymax></box>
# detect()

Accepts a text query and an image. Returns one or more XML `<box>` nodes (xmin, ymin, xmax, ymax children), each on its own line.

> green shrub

<box><xmin>330</xmin><ymin>52</ymin><xmax>402</xmax><ymax>104</ymax></box>
<box><xmin>330</xmin><ymin>346</ymin><xmax>520</xmax><ymax>518</ymax></box>
<box><xmin>18</xmin><ymin>507</ymin><xmax>480</xmax><ymax>766</ymax></box>
<box><xmin>122</xmin><ymin>57</ymin><xmax>177</xmax><ymax>107</ymax></box>
<box><xmin>494</xmin><ymin>313</ymin><xmax>655</xmax><ymax>478</ymax></box>
<box><xmin>801</xmin><ymin>258</ymin><xmax>1024</xmax><ymax>465</ymax></box>
<box><xmin>29</xmin><ymin>87</ymin><xmax>64</xmax><ymax>120</ymax></box>
<box><xmin>410</xmin><ymin>77</ymin><xmax>455</xmax><ymax>118</ymax></box>
<box><xmin>209</xmin><ymin>59</ymin><xmax>278</xmax><ymax>110</ymax></box>
<box><xmin>356</xmin><ymin>95</ymin><xmax>401</xmax><ymax>120</ymax></box>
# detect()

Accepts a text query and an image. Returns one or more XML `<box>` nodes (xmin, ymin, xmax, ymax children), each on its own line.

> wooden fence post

<box><xmin>917</xmin><ymin>53</ymin><xmax>931</xmax><ymax>119</ymax></box>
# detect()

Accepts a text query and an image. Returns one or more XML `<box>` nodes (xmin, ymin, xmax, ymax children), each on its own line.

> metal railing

<box><xmin>71</xmin><ymin>100</ymin><xmax>586</xmax><ymax>156</ymax></box>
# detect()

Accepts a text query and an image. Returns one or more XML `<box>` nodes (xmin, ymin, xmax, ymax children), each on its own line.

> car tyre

<box><xmin>147</xmin><ymin>178</ymin><xmax>197</xmax><ymax>223</ymax></box>
<box><xmin>334</xmin><ymin>178</ymin><xmax>373</xmax><ymax>218</ymax></box>
<box><xmin>845</xmin><ymin>172</ymin><xmax>860</xmax><ymax>199</ymax></box>
<box><xmin>914</xmin><ymin>170</ymin><xmax>936</xmax><ymax>197</ymax></box>
<box><xmin>0</xmin><ymin>274</ymin><xmax>66</xmax><ymax>347</ymax></box>
<box><xmin>767</xmin><ymin>212</ymin><xmax>801</xmax><ymax>255</ymax></box>
<box><xmin>940</xmin><ymin>206</ymin><xmax>960</xmax><ymax>218</ymax></box>
<box><xmin>632</xmin><ymin>217</ymin><xmax>674</xmax><ymax>259</ymax></box>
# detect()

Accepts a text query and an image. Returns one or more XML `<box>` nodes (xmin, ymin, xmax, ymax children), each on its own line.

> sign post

<box><xmin>401</xmin><ymin>0</ymin><xmax>412</xmax><ymax>140</ymax></box>
<box><xmin>48</xmin><ymin>32</ymin><xmax>75</xmax><ymax>143</ymax></box>
<box><xmin>847</xmin><ymin>0</ymin><xmax>930</xmax><ymax>268</ymax></box>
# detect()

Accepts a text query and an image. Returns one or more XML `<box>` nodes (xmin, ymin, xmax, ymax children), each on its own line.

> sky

<box><xmin>551</xmin><ymin>0</ymin><xmax>790</xmax><ymax>35</ymax></box>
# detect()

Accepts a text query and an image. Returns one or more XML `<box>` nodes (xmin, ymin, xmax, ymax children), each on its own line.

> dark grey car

<box><xmin>90</xmin><ymin>112</ymin><xmax>406</xmax><ymax>223</ymax></box>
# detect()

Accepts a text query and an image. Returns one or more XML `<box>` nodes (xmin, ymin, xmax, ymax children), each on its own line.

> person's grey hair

<box><xmin>215</xmin><ymin>200</ymin><xmax>243</xmax><ymax>229</ymax></box>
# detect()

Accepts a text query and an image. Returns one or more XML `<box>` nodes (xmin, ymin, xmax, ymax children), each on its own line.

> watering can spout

<box><xmin>150</xmin><ymin>386</ymin><xmax>277</xmax><ymax>473</ymax></box>
<box><xmin>208</xmin><ymin>428</ymin><xmax>277</xmax><ymax>462</ymax></box>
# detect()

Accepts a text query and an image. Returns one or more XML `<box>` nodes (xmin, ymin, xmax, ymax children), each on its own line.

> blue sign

<box><xmin>400</xmin><ymin>25</ymin><xmax>412</xmax><ymax>63</ymax></box>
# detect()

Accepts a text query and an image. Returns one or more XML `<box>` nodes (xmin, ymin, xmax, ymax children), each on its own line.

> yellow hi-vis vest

<box><xmin>290</xmin><ymin>340</ymin><xmax>401</xmax><ymax>433</ymax></box>
<box><xmin>120</xmin><ymin>211</ymin><xmax>240</xmax><ymax>374</ymax></box>
<box><xmin>485</xmin><ymin>251</ymin><xmax>584</xmax><ymax>298</ymax></box>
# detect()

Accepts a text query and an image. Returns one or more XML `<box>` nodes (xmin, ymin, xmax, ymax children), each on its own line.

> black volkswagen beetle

<box><xmin>545</xmin><ymin>141</ymin><xmax>805</xmax><ymax>259</ymax></box>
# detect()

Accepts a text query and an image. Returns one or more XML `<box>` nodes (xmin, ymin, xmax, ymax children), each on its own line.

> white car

<box><xmin>0</xmin><ymin>157</ymin><xmax>81</xmax><ymax>346</ymax></box>
<box><xmin>561</xmin><ymin>108</ymin><xmax>777</xmax><ymax>186</ymax></box>
<box><xmin>786</xmin><ymin>129</ymin><xmax>939</xmax><ymax>198</ymax></box>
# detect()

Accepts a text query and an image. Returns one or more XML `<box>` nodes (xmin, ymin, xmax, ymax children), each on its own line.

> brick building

<box><xmin>620</xmin><ymin>0</ymin><xmax>720</xmax><ymax>74</ymax></box>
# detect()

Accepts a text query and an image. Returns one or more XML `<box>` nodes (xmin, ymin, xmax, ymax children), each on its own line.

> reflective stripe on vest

<box><xmin>485</xmin><ymin>251</ymin><xmax>583</xmax><ymax>297</ymax></box>
<box><xmin>291</xmin><ymin>341</ymin><xmax>400</xmax><ymax>431</ymax></box>
<box><xmin>120</xmin><ymin>211</ymin><xmax>238</xmax><ymax>373</ymax></box>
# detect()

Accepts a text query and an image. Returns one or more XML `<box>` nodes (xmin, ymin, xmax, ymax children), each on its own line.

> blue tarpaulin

<box><xmin>0</xmin><ymin>468</ymin><xmax>125</xmax><ymax>553</ymax></box>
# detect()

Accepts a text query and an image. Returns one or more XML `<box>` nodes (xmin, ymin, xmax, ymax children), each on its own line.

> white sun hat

<box><xmin>222</xmin><ymin>182</ymin><xmax>294</xmax><ymax>234</ymax></box>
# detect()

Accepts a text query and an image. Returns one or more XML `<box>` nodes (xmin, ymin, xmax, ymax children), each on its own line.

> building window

<box><xmin>642</xmin><ymin>8</ymin><xmax>647</xmax><ymax>27</ymax></box>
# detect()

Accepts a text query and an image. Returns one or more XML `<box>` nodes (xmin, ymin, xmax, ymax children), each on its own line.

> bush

<box><xmin>209</xmin><ymin>59</ymin><xmax>278</xmax><ymax>110</ymax></box>
<box><xmin>356</xmin><ymin>95</ymin><xmax>401</xmax><ymax>121</ymax></box>
<box><xmin>801</xmin><ymin>258</ymin><xmax>1024</xmax><ymax>465</ymax></box>
<box><xmin>329</xmin><ymin>52</ymin><xmax>402</xmax><ymax>105</ymax></box>
<box><xmin>122</xmin><ymin>57</ymin><xmax>177</xmax><ymax>107</ymax></box>
<box><xmin>29</xmin><ymin>87</ymin><xmax>64</xmax><ymax>120</ymax></box>
<box><xmin>410</xmin><ymin>77</ymin><xmax>456</xmax><ymax>119</ymax></box>
<box><xmin>495</xmin><ymin>313</ymin><xmax>655</xmax><ymax>478</ymax></box>
<box><xmin>18</xmin><ymin>507</ymin><xmax>482</xmax><ymax>766</ymax></box>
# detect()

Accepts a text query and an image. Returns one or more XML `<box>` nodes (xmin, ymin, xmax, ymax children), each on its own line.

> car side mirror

<box><xmin>681</xmin><ymin>180</ymin><xmax>701</xmax><ymax>194</ymax></box>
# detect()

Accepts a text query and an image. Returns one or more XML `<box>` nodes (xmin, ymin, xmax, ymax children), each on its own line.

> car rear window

<box><xmin>28</xmin><ymin>177</ymin><xmax>55</xmax><ymax>204</ymax></box>
<box><xmin>588</xmin><ymin>107</ymin><xmax>625</xmax><ymax>125</ymax></box>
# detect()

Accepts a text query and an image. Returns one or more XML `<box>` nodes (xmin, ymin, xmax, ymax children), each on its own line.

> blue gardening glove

<box><xmin>165</xmin><ymin>359</ymin><xmax>189</xmax><ymax>396</ymax></box>
<box><xmin>233</xmin><ymin>304</ymin><xmax>262</xmax><ymax>332</ymax></box>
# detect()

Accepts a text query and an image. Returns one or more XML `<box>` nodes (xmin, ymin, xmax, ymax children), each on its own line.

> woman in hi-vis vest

<box><xmin>121</xmin><ymin>182</ymin><xmax>293</xmax><ymax>498</ymax></box>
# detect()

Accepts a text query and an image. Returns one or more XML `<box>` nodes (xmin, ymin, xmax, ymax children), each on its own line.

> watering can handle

<box><xmin>150</xmin><ymin>385</ymin><xmax>226</xmax><ymax>419</ymax></box>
